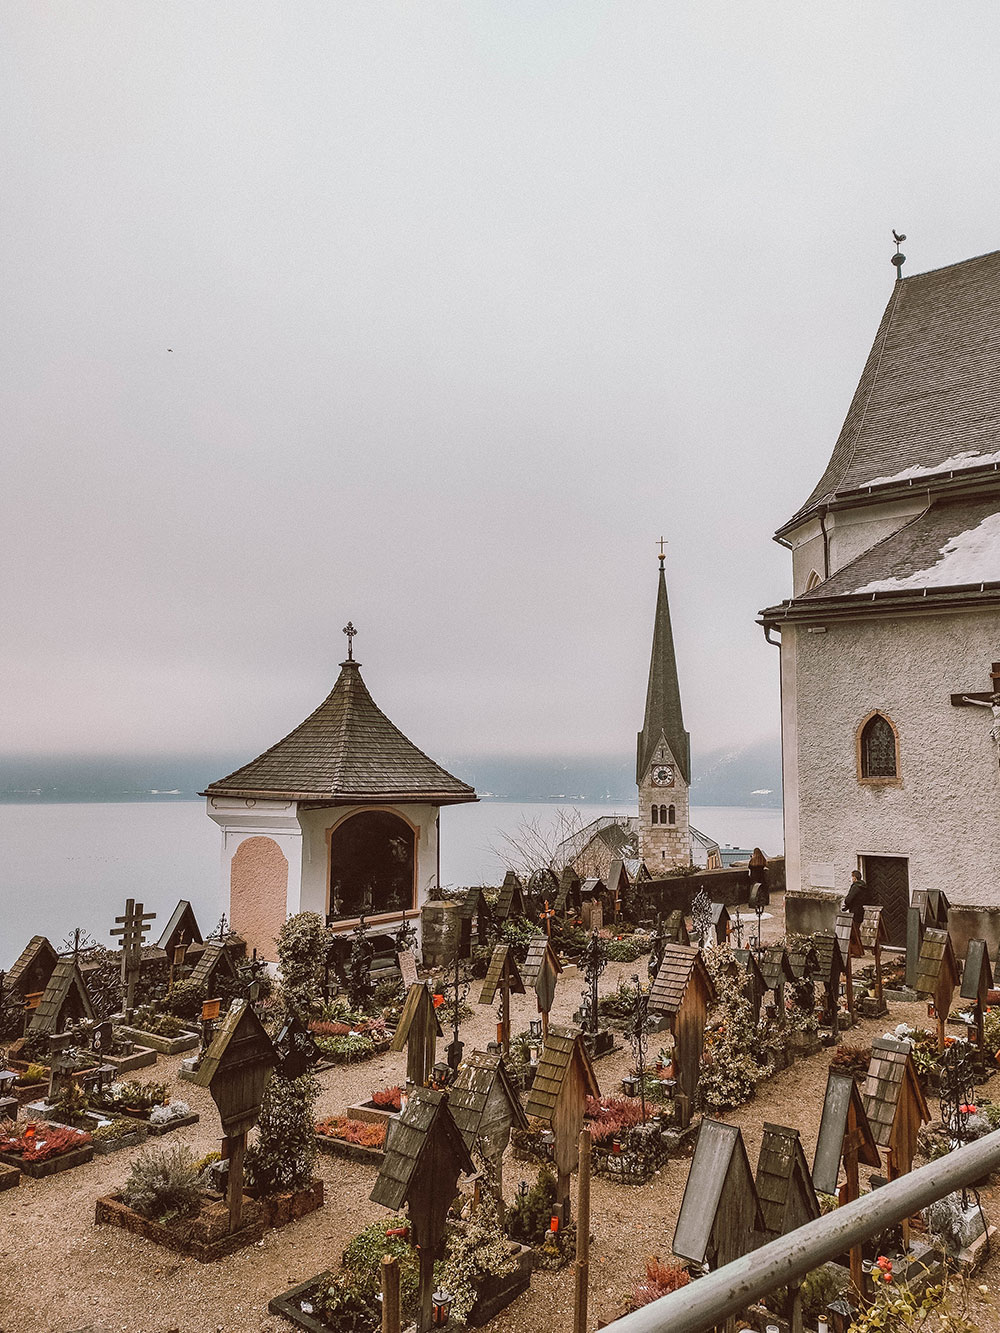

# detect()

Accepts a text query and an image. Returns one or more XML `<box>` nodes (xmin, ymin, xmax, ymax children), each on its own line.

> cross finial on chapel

<box><xmin>657</xmin><ymin>535</ymin><xmax>667</xmax><ymax>564</ymax></box>
<box><xmin>342</xmin><ymin>621</ymin><xmax>357</xmax><ymax>661</ymax></box>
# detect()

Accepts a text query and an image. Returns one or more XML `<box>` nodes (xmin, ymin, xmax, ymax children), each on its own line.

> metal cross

<box><xmin>657</xmin><ymin>536</ymin><xmax>667</xmax><ymax>560</ymax></box>
<box><xmin>342</xmin><ymin>620</ymin><xmax>357</xmax><ymax>660</ymax></box>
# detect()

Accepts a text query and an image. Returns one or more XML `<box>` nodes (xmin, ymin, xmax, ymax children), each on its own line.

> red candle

<box><xmin>549</xmin><ymin>1215</ymin><xmax>559</xmax><ymax>1233</ymax></box>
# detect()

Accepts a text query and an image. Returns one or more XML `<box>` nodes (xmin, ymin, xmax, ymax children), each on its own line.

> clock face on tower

<box><xmin>651</xmin><ymin>764</ymin><xmax>675</xmax><ymax>787</ymax></box>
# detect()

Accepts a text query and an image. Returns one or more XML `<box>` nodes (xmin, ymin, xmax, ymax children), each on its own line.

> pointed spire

<box><xmin>637</xmin><ymin>544</ymin><xmax>690</xmax><ymax>784</ymax></box>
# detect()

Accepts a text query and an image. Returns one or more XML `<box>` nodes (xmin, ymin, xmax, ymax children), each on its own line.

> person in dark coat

<box><xmin>843</xmin><ymin>869</ymin><xmax>872</xmax><ymax>926</ymax></box>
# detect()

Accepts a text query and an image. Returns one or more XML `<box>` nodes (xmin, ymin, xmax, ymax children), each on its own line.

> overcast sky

<box><xmin>3</xmin><ymin>3</ymin><xmax>1000</xmax><ymax>766</ymax></box>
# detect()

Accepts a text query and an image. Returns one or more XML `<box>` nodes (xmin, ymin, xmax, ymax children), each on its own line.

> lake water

<box><xmin>0</xmin><ymin>800</ymin><xmax>783</xmax><ymax>968</ymax></box>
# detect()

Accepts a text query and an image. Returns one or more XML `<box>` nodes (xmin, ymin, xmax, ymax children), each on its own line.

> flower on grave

<box><xmin>960</xmin><ymin>1104</ymin><xmax>978</xmax><ymax>1116</ymax></box>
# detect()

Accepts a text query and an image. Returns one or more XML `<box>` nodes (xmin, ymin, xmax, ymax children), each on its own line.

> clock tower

<box><xmin>637</xmin><ymin>547</ymin><xmax>691</xmax><ymax>867</ymax></box>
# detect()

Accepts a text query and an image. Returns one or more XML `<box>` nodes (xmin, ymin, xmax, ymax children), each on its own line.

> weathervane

<box><xmin>342</xmin><ymin>620</ymin><xmax>357</xmax><ymax>660</ymax></box>
<box><xmin>891</xmin><ymin>230</ymin><xmax>907</xmax><ymax>280</ymax></box>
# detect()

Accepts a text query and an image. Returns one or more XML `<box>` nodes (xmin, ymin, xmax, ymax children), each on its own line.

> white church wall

<box><xmin>788</xmin><ymin>518</ymin><xmax>825</xmax><ymax>596</ymax></box>
<box><xmin>204</xmin><ymin>797</ymin><xmax>304</xmax><ymax>959</ymax></box>
<box><xmin>784</xmin><ymin>608</ymin><xmax>1000</xmax><ymax>908</ymax></box>
<box><xmin>826</xmin><ymin>498</ymin><xmax>927</xmax><ymax>579</ymax></box>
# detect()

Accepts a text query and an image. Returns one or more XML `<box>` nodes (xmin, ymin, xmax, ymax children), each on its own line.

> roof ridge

<box><xmin>900</xmin><ymin>248</ymin><xmax>1000</xmax><ymax>283</ymax></box>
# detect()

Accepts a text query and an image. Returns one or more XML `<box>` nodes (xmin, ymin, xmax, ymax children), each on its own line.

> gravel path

<box><xmin>2</xmin><ymin>911</ymin><xmax>998</xmax><ymax>1333</ymax></box>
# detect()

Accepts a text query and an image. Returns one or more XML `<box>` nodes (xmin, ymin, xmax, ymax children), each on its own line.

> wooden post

<box><xmin>873</xmin><ymin>938</ymin><xmax>884</xmax><ymax>1009</ymax></box>
<box><xmin>844</xmin><ymin>953</ymin><xmax>855</xmax><ymax>1018</ymax></box>
<box><xmin>542</xmin><ymin>1008</ymin><xmax>549</xmax><ymax>1041</ymax></box>
<box><xmin>841</xmin><ymin>1128</ymin><xmax>864</xmax><ymax>1297</ymax></box>
<box><xmin>573</xmin><ymin>1128</ymin><xmax>591</xmax><ymax>1333</ymax></box>
<box><xmin>381</xmin><ymin>1254</ymin><xmax>401</xmax><ymax>1333</ymax></box>
<box><xmin>227</xmin><ymin>1131</ymin><xmax>245</xmax><ymax>1233</ymax></box>
<box><xmin>418</xmin><ymin>1244</ymin><xmax>435</xmax><ymax>1333</ymax></box>
<box><xmin>789</xmin><ymin>1285</ymin><xmax>804</xmax><ymax>1333</ymax></box>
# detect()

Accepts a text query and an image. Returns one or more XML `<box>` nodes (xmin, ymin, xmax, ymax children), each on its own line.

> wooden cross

<box><xmin>540</xmin><ymin>900</ymin><xmax>556</xmax><ymax>938</ymax></box>
<box><xmin>110</xmin><ymin>899</ymin><xmax>156</xmax><ymax>1014</ymax></box>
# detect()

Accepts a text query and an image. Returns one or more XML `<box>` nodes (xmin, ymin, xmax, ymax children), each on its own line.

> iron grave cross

<box><xmin>951</xmin><ymin>661</ymin><xmax>1000</xmax><ymax>763</ymax></box>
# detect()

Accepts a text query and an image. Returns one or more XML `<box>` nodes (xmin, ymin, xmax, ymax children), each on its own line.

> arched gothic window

<box><xmin>805</xmin><ymin>569</ymin><xmax>823</xmax><ymax>591</ymax></box>
<box><xmin>659</xmin><ymin>804</ymin><xmax>668</xmax><ymax>824</ymax></box>
<box><xmin>651</xmin><ymin>805</ymin><xmax>659</xmax><ymax>825</ymax></box>
<box><xmin>859</xmin><ymin>712</ymin><xmax>899</xmax><ymax>780</ymax></box>
<box><xmin>668</xmin><ymin>804</ymin><xmax>676</xmax><ymax>826</ymax></box>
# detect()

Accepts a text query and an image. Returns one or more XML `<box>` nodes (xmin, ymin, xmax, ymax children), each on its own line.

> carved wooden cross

<box><xmin>110</xmin><ymin>899</ymin><xmax>156</xmax><ymax>1014</ymax></box>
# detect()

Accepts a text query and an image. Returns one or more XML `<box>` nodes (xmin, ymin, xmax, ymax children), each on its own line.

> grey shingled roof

<box><xmin>370</xmin><ymin>1087</ymin><xmax>475</xmax><ymax>1212</ymax></box>
<box><xmin>648</xmin><ymin>943</ymin><xmax>715</xmax><ymax>1016</ymax></box>
<box><xmin>862</xmin><ymin>1037</ymin><xmax>929</xmax><ymax>1148</ymax></box>
<box><xmin>478</xmin><ymin>945</ymin><xmax>525</xmax><ymax>1004</ymax></box>
<box><xmin>203</xmin><ymin>659</ymin><xmax>477</xmax><ymax>804</ymax></box>
<box><xmin>755</xmin><ymin>1124</ymin><xmax>820</xmax><ymax>1238</ymax></box>
<box><xmin>521</xmin><ymin>935</ymin><xmax>561</xmax><ymax>989</ymax></box>
<box><xmin>523</xmin><ymin>1024</ymin><xmax>598</xmax><ymax>1122</ymax></box>
<box><xmin>637</xmin><ymin>558</ymin><xmax>690</xmax><ymax>784</ymax></box>
<box><xmin>28</xmin><ymin>957</ymin><xmax>95</xmax><ymax>1034</ymax></box>
<box><xmin>6</xmin><ymin>935</ymin><xmax>58</xmax><ymax>994</ymax></box>
<box><xmin>448</xmin><ymin>1051</ymin><xmax>528</xmax><ymax>1149</ymax></box>
<box><xmin>783</xmin><ymin>251</ymin><xmax>1000</xmax><ymax>533</ymax></box>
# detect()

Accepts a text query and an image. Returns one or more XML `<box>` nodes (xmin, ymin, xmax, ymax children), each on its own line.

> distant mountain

<box><xmin>0</xmin><ymin>740</ymin><xmax>782</xmax><ymax>808</ymax></box>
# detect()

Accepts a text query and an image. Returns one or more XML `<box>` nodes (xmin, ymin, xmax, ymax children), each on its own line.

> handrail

<box><xmin>606</xmin><ymin>1128</ymin><xmax>1000</xmax><ymax>1333</ymax></box>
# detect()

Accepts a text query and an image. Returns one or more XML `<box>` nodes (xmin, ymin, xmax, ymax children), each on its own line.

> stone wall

<box><xmin>420</xmin><ymin>900</ymin><xmax>463</xmax><ymax>970</ymax></box>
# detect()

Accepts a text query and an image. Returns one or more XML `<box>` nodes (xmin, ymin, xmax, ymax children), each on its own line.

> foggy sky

<box><xmin>4</xmin><ymin>3</ymin><xmax>1000</xmax><ymax>766</ymax></box>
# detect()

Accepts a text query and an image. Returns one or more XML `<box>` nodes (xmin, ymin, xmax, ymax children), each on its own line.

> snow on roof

<box><xmin>863</xmin><ymin>448</ymin><xmax>1000</xmax><ymax>489</ymax></box>
<box><xmin>853</xmin><ymin>511</ymin><xmax>1000</xmax><ymax>594</ymax></box>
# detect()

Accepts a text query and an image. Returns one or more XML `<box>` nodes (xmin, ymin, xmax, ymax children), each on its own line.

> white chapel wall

<box><xmin>786</xmin><ymin>608</ymin><xmax>1000</xmax><ymax>908</ymax></box>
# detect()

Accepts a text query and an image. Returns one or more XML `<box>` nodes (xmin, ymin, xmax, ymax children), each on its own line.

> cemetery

<box><xmin>1</xmin><ymin>879</ymin><xmax>999</xmax><ymax>1333</ymax></box>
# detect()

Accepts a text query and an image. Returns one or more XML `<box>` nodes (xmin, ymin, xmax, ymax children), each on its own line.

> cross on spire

<box><xmin>657</xmin><ymin>535</ymin><xmax>667</xmax><ymax>563</ymax></box>
<box><xmin>342</xmin><ymin>621</ymin><xmax>357</xmax><ymax>661</ymax></box>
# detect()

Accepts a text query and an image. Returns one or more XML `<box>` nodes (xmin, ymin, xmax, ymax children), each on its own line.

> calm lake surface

<box><xmin>0</xmin><ymin>800</ymin><xmax>783</xmax><ymax>968</ymax></box>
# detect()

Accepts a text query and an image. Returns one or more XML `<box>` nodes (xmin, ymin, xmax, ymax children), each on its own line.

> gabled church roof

<box><xmin>781</xmin><ymin>250</ymin><xmax>1000</xmax><ymax>535</ymax></box>
<box><xmin>203</xmin><ymin>658</ymin><xmax>477</xmax><ymax>805</ymax></box>
<box><xmin>637</xmin><ymin>555</ymin><xmax>690</xmax><ymax>784</ymax></box>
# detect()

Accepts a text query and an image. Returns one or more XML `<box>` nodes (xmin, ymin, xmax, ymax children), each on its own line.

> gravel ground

<box><xmin>2</xmin><ymin>905</ymin><xmax>999</xmax><ymax>1333</ymax></box>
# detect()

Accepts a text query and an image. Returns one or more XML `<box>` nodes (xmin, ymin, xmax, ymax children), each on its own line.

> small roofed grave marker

<box><xmin>732</xmin><ymin>948</ymin><xmax>767</xmax><ymax>1023</ymax></box>
<box><xmin>813</xmin><ymin>1067</ymin><xmax>881</xmax><ymax>1293</ymax></box>
<box><xmin>859</xmin><ymin>906</ymin><xmax>890</xmax><ymax>1016</ymax></box>
<box><xmin>109</xmin><ymin>898</ymin><xmax>156</xmax><ymax>1018</ymax></box>
<box><xmin>448</xmin><ymin>1049</ymin><xmax>528</xmax><ymax>1203</ymax></box>
<box><xmin>478</xmin><ymin>944</ymin><xmax>525</xmax><ymax>1058</ymax></box>
<box><xmin>709</xmin><ymin>900</ymin><xmax>730</xmax><ymax>946</ymax></box>
<box><xmin>913</xmin><ymin>927</ymin><xmax>960</xmax><ymax>1051</ymax></box>
<box><xmin>496</xmin><ymin>871</ymin><xmax>527</xmax><ymax>922</ymax></box>
<box><xmin>524</xmin><ymin>1024</ymin><xmax>599</xmax><ymax>1222</ymax></box>
<box><xmin>370</xmin><ymin>1087</ymin><xmax>475</xmax><ymax>1333</ymax></box>
<box><xmin>960</xmin><ymin>938</ymin><xmax>994</xmax><ymax>1059</ymax></box>
<box><xmin>647</xmin><ymin>942</ymin><xmax>715</xmax><ymax>1126</ymax></box>
<box><xmin>392</xmin><ymin>982</ymin><xmax>443</xmax><ymax>1087</ymax></box>
<box><xmin>834</xmin><ymin>911</ymin><xmax>864</xmax><ymax>1019</ymax></box>
<box><xmin>520</xmin><ymin>933</ymin><xmax>562</xmax><ymax>1041</ymax></box>
<box><xmin>673</xmin><ymin>1120</ymin><xmax>766</xmax><ymax>1279</ymax></box>
<box><xmin>811</xmin><ymin>930</ymin><xmax>845</xmax><ymax>1036</ymax></box>
<box><xmin>194</xmin><ymin>998</ymin><xmax>277</xmax><ymax>1233</ymax></box>
<box><xmin>906</xmin><ymin>888</ymin><xmax>950</xmax><ymax>990</ymax></box>
<box><xmin>759</xmin><ymin>945</ymin><xmax>795</xmax><ymax>1028</ymax></box>
<box><xmin>863</xmin><ymin>1037</ymin><xmax>929</xmax><ymax>1182</ymax></box>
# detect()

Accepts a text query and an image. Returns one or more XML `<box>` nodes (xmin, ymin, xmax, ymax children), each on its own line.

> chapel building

<box><xmin>637</xmin><ymin>550</ymin><xmax>692</xmax><ymax>867</ymax></box>
<box><xmin>760</xmin><ymin>249</ymin><xmax>1000</xmax><ymax>952</ymax></box>
<box><xmin>202</xmin><ymin>631</ymin><xmax>477</xmax><ymax>962</ymax></box>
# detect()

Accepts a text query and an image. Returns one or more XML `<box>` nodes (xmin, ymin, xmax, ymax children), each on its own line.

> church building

<box><xmin>761</xmin><ymin>248</ymin><xmax>1000</xmax><ymax>952</ymax></box>
<box><xmin>637</xmin><ymin>549</ymin><xmax>692</xmax><ymax>867</ymax></box>
<box><xmin>202</xmin><ymin>626</ymin><xmax>477</xmax><ymax>962</ymax></box>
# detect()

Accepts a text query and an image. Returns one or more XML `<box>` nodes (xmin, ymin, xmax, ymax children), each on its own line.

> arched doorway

<box><xmin>328</xmin><ymin>810</ymin><xmax>416</xmax><ymax>922</ymax></box>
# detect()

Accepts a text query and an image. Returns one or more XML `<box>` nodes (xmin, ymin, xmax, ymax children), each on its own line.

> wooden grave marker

<box><xmin>28</xmin><ymin>957</ymin><xmax>95</xmax><ymax>1035</ymax></box>
<box><xmin>520</xmin><ymin>933</ymin><xmax>562</xmax><ymax>1040</ymax></box>
<box><xmin>449</xmin><ymin>1049</ymin><xmax>528</xmax><ymax>1200</ymax></box>
<box><xmin>811</xmin><ymin>931</ymin><xmax>845</xmax><ymax>1033</ymax></box>
<box><xmin>709</xmin><ymin>901</ymin><xmax>731</xmax><ymax>946</ymax></box>
<box><xmin>370</xmin><ymin>1087</ymin><xmax>475</xmax><ymax>1333</ymax></box>
<box><xmin>524</xmin><ymin>1024</ymin><xmax>599</xmax><ymax>1220</ymax></box>
<box><xmin>398</xmin><ymin>948</ymin><xmax>419</xmax><ymax>988</ymax></box>
<box><xmin>961</xmin><ymin>938</ymin><xmax>994</xmax><ymax>1057</ymax></box>
<box><xmin>391</xmin><ymin>982</ymin><xmax>443</xmax><ymax>1087</ymax></box>
<box><xmin>862</xmin><ymin>1037</ymin><xmax>930</xmax><ymax>1181</ymax></box>
<box><xmin>194</xmin><ymin>998</ymin><xmax>277</xmax><ymax>1233</ymax></box>
<box><xmin>860</xmin><ymin>906</ymin><xmax>890</xmax><ymax>1014</ymax></box>
<box><xmin>913</xmin><ymin>927</ymin><xmax>960</xmax><ymax>1051</ymax></box>
<box><xmin>732</xmin><ymin>947</ymin><xmax>767</xmax><ymax>1023</ymax></box>
<box><xmin>110</xmin><ymin>899</ymin><xmax>156</xmax><ymax>1014</ymax></box>
<box><xmin>673</xmin><ymin>1120</ymin><xmax>766</xmax><ymax>1285</ymax></box>
<box><xmin>834</xmin><ymin>911</ymin><xmax>864</xmax><ymax>1019</ymax></box>
<box><xmin>755</xmin><ymin>1123</ymin><xmax>820</xmax><ymax>1240</ymax></box>
<box><xmin>478</xmin><ymin>944</ymin><xmax>526</xmax><ymax>1057</ymax></box>
<box><xmin>647</xmin><ymin>943</ymin><xmax>715</xmax><ymax>1125</ymax></box>
<box><xmin>759</xmin><ymin>945</ymin><xmax>795</xmax><ymax>1026</ymax></box>
<box><xmin>813</xmin><ymin>1067</ymin><xmax>881</xmax><ymax>1293</ymax></box>
<box><xmin>496</xmin><ymin>872</ymin><xmax>527</xmax><ymax>922</ymax></box>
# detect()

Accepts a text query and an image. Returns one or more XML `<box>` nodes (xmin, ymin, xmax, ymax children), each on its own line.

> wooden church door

<box><xmin>863</xmin><ymin>856</ymin><xmax>909</xmax><ymax>947</ymax></box>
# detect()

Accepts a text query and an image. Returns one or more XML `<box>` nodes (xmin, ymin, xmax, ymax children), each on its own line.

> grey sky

<box><xmin>3</xmin><ymin>3</ymin><xmax>1000</xmax><ymax>763</ymax></box>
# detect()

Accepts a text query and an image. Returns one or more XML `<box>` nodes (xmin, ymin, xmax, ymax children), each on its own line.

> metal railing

<box><xmin>605</xmin><ymin>1128</ymin><xmax>1000</xmax><ymax>1333</ymax></box>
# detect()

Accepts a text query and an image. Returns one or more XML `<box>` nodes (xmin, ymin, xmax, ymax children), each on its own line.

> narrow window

<box><xmin>805</xmin><ymin>569</ymin><xmax>823</xmax><ymax>591</ymax></box>
<box><xmin>668</xmin><ymin>804</ymin><xmax>676</xmax><ymax>826</ymax></box>
<box><xmin>659</xmin><ymin>804</ymin><xmax>668</xmax><ymax>824</ymax></box>
<box><xmin>861</xmin><ymin>713</ymin><xmax>898</xmax><ymax>779</ymax></box>
<box><xmin>651</xmin><ymin>805</ymin><xmax>659</xmax><ymax>825</ymax></box>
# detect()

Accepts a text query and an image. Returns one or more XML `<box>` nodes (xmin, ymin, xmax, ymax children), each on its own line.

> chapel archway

<box><xmin>328</xmin><ymin>810</ymin><xmax>416</xmax><ymax>922</ymax></box>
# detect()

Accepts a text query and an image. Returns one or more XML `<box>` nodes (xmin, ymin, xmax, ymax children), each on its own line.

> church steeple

<box><xmin>637</xmin><ymin>548</ymin><xmax>690</xmax><ymax>785</ymax></box>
